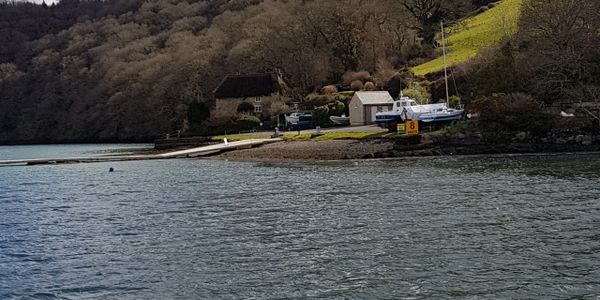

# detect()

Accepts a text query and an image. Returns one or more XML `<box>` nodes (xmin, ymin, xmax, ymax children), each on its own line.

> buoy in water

<box><xmin>109</xmin><ymin>167</ymin><xmax>114</xmax><ymax>172</ymax></box>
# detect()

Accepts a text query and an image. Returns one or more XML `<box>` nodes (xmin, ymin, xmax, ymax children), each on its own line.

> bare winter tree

<box><xmin>399</xmin><ymin>0</ymin><xmax>472</xmax><ymax>44</ymax></box>
<box><xmin>517</xmin><ymin>0</ymin><xmax>600</xmax><ymax>103</ymax></box>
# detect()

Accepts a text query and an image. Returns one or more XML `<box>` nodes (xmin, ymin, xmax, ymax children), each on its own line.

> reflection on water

<box><xmin>1</xmin><ymin>146</ymin><xmax>599</xmax><ymax>299</ymax></box>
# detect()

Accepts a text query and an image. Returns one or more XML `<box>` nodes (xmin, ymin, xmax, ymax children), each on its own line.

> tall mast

<box><xmin>441</xmin><ymin>21</ymin><xmax>450</xmax><ymax>107</ymax></box>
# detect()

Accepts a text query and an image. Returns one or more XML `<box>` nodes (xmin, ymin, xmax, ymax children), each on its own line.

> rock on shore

<box><xmin>214</xmin><ymin>132</ymin><xmax>600</xmax><ymax>162</ymax></box>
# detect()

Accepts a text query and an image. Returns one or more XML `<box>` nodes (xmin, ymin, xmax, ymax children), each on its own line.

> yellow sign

<box><xmin>397</xmin><ymin>123</ymin><xmax>405</xmax><ymax>134</ymax></box>
<box><xmin>406</xmin><ymin>120</ymin><xmax>419</xmax><ymax>136</ymax></box>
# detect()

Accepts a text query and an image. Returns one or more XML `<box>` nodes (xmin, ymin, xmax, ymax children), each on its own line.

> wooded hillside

<box><xmin>0</xmin><ymin>0</ymin><xmax>598</xmax><ymax>143</ymax></box>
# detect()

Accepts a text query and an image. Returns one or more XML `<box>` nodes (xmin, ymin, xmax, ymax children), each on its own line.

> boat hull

<box><xmin>375</xmin><ymin>114</ymin><xmax>403</xmax><ymax>131</ymax></box>
<box><xmin>375</xmin><ymin>110</ymin><xmax>463</xmax><ymax>131</ymax></box>
<box><xmin>329</xmin><ymin>116</ymin><xmax>350</xmax><ymax>125</ymax></box>
<box><xmin>419</xmin><ymin>110</ymin><xmax>464</xmax><ymax>123</ymax></box>
<box><xmin>285</xmin><ymin>116</ymin><xmax>299</xmax><ymax>124</ymax></box>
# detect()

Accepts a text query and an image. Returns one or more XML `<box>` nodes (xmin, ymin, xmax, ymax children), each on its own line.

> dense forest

<box><xmin>0</xmin><ymin>0</ymin><xmax>598</xmax><ymax>143</ymax></box>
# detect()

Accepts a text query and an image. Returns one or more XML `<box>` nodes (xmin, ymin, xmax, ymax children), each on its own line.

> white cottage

<box><xmin>349</xmin><ymin>91</ymin><xmax>394</xmax><ymax>125</ymax></box>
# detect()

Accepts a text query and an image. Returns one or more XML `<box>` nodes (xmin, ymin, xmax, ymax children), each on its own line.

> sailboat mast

<box><xmin>441</xmin><ymin>21</ymin><xmax>450</xmax><ymax>107</ymax></box>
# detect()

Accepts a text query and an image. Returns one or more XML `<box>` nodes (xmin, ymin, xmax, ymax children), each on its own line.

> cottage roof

<box><xmin>213</xmin><ymin>73</ymin><xmax>280</xmax><ymax>99</ymax></box>
<box><xmin>353</xmin><ymin>91</ymin><xmax>394</xmax><ymax>105</ymax></box>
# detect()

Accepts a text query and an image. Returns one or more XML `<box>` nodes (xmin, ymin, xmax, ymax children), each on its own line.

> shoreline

<box><xmin>219</xmin><ymin>151</ymin><xmax>600</xmax><ymax>165</ymax></box>
<box><xmin>4</xmin><ymin>133</ymin><xmax>600</xmax><ymax>165</ymax></box>
<box><xmin>215</xmin><ymin>140</ymin><xmax>394</xmax><ymax>162</ymax></box>
<box><xmin>213</xmin><ymin>139</ymin><xmax>600</xmax><ymax>163</ymax></box>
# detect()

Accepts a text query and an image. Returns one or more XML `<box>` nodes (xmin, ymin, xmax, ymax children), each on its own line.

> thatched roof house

<box><xmin>212</xmin><ymin>73</ymin><xmax>290</xmax><ymax>118</ymax></box>
<box><xmin>214</xmin><ymin>73</ymin><xmax>282</xmax><ymax>99</ymax></box>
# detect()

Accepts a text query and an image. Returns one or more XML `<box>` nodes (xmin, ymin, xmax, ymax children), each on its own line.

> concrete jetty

<box><xmin>157</xmin><ymin>138</ymin><xmax>281</xmax><ymax>158</ymax></box>
<box><xmin>0</xmin><ymin>138</ymin><xmax>281</xmax><ymax>166</ymax></box>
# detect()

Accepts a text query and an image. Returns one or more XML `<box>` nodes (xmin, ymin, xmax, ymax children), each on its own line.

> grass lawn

<box><xmin>412</xmin><ymin>0</ymin><xmax>523</xmax><ymax>76</ymax></box>
<box><xmin>283</xmin><ymin>133</ymin><xmax>313</xmax><ymax>141</ymax></box>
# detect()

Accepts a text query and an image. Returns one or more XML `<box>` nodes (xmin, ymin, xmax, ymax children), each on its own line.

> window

<box><xmin>254</xmin><ymin>104</ymin><xmax>263</xmax><ymax>113</ymax></box>
<box><xmin>255</xmin><ymin>97</ymin><xmax>262</xmax><ymax>103</ymax></box>
<box><xmin>377</xmin><ymin>106</ymin><xmax>383</xmax><ymax>112</ymax></box>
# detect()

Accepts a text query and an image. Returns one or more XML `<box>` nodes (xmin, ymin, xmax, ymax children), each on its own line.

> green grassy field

<box><xmin>412</xmin><ymin>0</ymin><xmax>523</xmax><ymax>76</ymax></box>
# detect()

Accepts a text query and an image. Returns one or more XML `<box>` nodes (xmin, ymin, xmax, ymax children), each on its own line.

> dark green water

<box><xmin>1</xmin><ymin>146</ymin><xmax>599</xmax><ymax>299</ymax></box>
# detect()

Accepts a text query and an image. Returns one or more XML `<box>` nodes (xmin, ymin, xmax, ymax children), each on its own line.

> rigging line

<box><xmin>451</xmin><ymin>70</ymin><xmax>459</xmax><ymax>97</ymax></box>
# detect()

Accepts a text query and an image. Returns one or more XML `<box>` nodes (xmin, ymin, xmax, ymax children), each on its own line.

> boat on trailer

<box><xmin>285</xmin><ymin>112</ymin><xmax>312</xmax><ymax>125</ymax></box>
<box><xmin>285</xmin><ymin>112</ymin><xmax>314</xmax><ymax>130</ymax></box>
<box><xmin>375</xmin><ymin>96</ymin><xmax>463</xmax><ymax>130</ymax></box>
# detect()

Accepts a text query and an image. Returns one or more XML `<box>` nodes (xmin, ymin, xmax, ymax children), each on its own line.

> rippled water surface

<box><xmin>0</xmin><ymin>144</ymin><xmax>152</xmax><ymax>160</ymax></box>
<box><xmin>1</xmin><ymin>146</ymin><xmax>600</xmax><ymax>299</ymax></box>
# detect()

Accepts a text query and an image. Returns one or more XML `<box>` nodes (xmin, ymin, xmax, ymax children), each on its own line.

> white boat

<box><xmin>329</xmin><ymin>114</ymin><xmax>350</xmax><ymax>125</ymax></box>
<box><xmin>285</xmin><ymin>112</ymin><xmax>311</xmax><ymax>125</ymax></box>
<box><xmin>418</xmin><ymin>106</ymin><xmax>464</xmax><ymax>123</ymax></box>
<box><xmin>376</xmin><ymin>96</ymin><xmax>463</xmax><ymax>127</ymax></box>
<box><xmin>561</xmin><ymin>111</ymin><xmax>575</xmax><ymax>117</ymax></box>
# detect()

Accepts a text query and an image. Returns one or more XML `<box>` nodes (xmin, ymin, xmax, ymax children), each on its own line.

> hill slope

<box><xmin>412</xmin><ymin>0</ymin><xmax>522</xmax><ymax>76</ymax></box>
<box><xmin>0</xmin><ymin>0</ymin><xmax>506</xmax><ymax>143</ymax></box>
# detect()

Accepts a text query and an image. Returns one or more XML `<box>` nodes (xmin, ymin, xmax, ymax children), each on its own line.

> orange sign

<box><xmin>406</xmin><ymin>120</ymin><xmax>419</xmax><ymax>136</ymax></box>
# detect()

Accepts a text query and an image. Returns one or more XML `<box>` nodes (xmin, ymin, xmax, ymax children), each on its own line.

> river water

<box><xmin>1</xmin><ymin>145</ymin><xmax>599</xmax><ymax>299</ymax></box>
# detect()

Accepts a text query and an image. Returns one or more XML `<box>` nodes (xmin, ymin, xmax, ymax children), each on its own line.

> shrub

<box><xmin>313</xmin><ymin>105</ymin><xmax>330</xmax><ymax>126</ymax></box>
<box><xmin>343</xmin><ymin>70</ymin><xmax>371</xmax><ymax>84</ymax></box>
<box><xmin>270</xmin><ymin>102</ymin><xmax>292</xmax><ymax>115</ymax></box>
<box><xmin>461</xmin><ymin>43</ymin><xmax>517</xmax><ymax>99</ymax></box>
<box><xmin>364</xmin><ymin>82</ymin><xmax>376</xmax><ymax>91</ymax></box>
<box><xmin>386</xmin><ymin>73</ymin><xmax>410</xmax><ymax>99</ymax></box>
<box><xmin>350</xmin><ymin>80</ymin><xmax>364</xmax><ymax>91</ymax></box>
<box><xmin>449</xmin><ymin>95</ymin><xmax>462</xmax><ymax>107</ymax></box>
<box><xmin>305</xmin><ymin>94</ymin><xmax>338</xmax><ymax>107</ymax></box>
<box><xmin>373</xmin><ymin>59</ymin><xmax>397</xmax><ymax>88</ymax></box>
<box><xmin>235</xmin><ymin>115</ymin><xmax>261</xmax><ymax>131</ymax></box>
<box><xmin>321</xmin><ymin>85</ymin><xmax>337</xmax><ymax>94</ymax></box>
<box><xmin>312</xmin><ymin>101</ymin><xmax>347</xmax><ymax>126</ymax></box>
<box><xmin>304</xmin><ymin>94</ymin><xmax>352</xmax><ymax>112</ymax></box>
<box><xmin>402</xmin><ymin>83</ymin><xmax>431</xmax><ymax>104</ymax></box>
<box><xmin>471</xmin><ymin>93</ymin><xmax>555</xmax><ymax>137</ymax></box>
<box><xmin>328</xmin><ymin>101</ymin><xmax>346</xmax><ymax>117</ymax></box>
